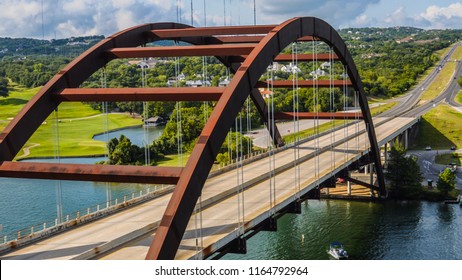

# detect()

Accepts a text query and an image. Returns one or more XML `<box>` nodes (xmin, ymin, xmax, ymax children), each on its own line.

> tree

<box><xmin>0</xmin><ymin>78</ymin><xmax>8</xmax><ymax>97</ymax></box>
<box><xmin>385</xmin><ymin>141</ymin><xmax>423</xmax><ymax>198</ymax></box>
<box><xmin>437</xmin><ymin>168</ymin><xmax>456</xmax><ymax>197</ymax></box>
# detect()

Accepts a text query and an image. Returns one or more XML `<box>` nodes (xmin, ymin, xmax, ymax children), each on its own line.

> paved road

<box><xmin>247</xmin><ymin>119</ymin><xmax>329</xmax><ymax>147</ymax></box>
<box><xmin>382</xmin><ymin>42</ymin><xmax>462</xmax><ymax>118</ymax></box>
<box><xmin>412</xmin><ymin>149</ymin><xmax>462</xmax><ymax>190</ymax></box>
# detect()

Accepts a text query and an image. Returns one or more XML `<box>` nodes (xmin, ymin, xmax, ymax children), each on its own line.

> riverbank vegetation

<box><xmin>386</xmin><ymin>141</ymin><xmax>459</xmax><ymax>200</ymax></box>
<box><xmin>386</xmin><ymin>141</ymin><xmax>423</xmax><ymax>199</ymax></box>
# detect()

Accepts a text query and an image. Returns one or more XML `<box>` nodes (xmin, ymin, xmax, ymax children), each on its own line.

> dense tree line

<box><xmin>0</xmin><ymin>77</ymin><xmax>8</xmax><ymax>97</ymax></box>
<box><xmin>385</xmin><ymin>141</ymin><xmax>423</xmax><ymax>199</ymax></box>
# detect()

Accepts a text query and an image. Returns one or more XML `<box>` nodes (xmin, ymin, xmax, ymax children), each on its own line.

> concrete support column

<box><xmin>347</xmin><ymin>181</ymin><xmax>351</xmax><ymax>195</ymax></box>
<box><xmin>384</xmin><ymin>142</ymin><xmax>388</xmax><ymax>168</ymax></box>
<box><xmin>404</xmin><ymin>129</ymin><xmax>409</xmax><ymax>149</ymax></box>
<box><xmin>364</xmin><ymin>164</ymin><xmax>368</xmax><ymax>174</ymax></box>
<box><xmin>325</xmin><ymin>187</ymin><xmax>329</xmax><ymax>195</ymax></box>
<box><xmin>370</xmin><ymin>163</ymin><xmax>374</xmax><ymax>197</ymax></box>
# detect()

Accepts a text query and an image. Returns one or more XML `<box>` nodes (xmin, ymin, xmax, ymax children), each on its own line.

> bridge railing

<box><xmin>0</xmin><ymin>184</ymin><xmax>173</xmax><ymax>249</ymax></box>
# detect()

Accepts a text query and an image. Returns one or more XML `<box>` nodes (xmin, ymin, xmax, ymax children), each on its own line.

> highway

<box><xmin>382</xmin><ymin>41</ymin><xmax>462</xmax><ymax>118</ymax></box>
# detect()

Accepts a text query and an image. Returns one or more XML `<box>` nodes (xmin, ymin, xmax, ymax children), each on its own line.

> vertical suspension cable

<box><xmin>329</xmin><ymin>46</ymin><xmax>335</xmax><ymax>174</ymax></box>
<box><xmin>223</xmin><ymin>0</ymin><xmax>226</xmax><ymax>26</ymax></box>
<box><xmin>203</xmin><ymin>0</ymin><xmax>207</xmax><ymax>27</ymax></box>
<box><xmin>312</xmin><ymin>40</ymin><xmax>320</xmax><ymax>183</ymax></box>
<box><xmin>141</xmin><ymin>56</ymin><xmax>150</xmax><ymax>166</ymax></box>
<box><xmin>174</xmin><ymin>46</ymin><xmax>183</xmax><ymax>166</ymax></box>
<box><xmin>343</xmin><ymin>65</ymin><xmax>349</xmax><ymax>163</ymax></box>
<box><xmin>239</xmin><ymin>110</ymin><xmax>245</xmax><ymax>234</ymax></box>
<box><xmin>355</xmin><ymin>90</ymin><xmax>359</xmax><ymax>151</ymax></box>
<box><xmin>101</xmin><ymin>66</ymin><xmax>111</xmax><ymax>208</ymax></box>
<box><xmin>266</xmin><ymin>63</ymin><xmax>276</xmax><ymax>214</ymax></box>
<box><xmin>270</xmin><ymin>63</ymin><xmax>276</xmax><ymax>212</ymax></box>
<box><xmin>53</xmin><ymin>108</ymin><xmax>63</xmax><ymax>224</ymax></box>
<box><xmin>190</xmin><ymin>0</ymin><xmax>194</xmax><ymax>26</ymax></box>
<box><xmin>291</xmin><ymin>42</ymin><xmax>301</xmax><ymax>199</ymax></box>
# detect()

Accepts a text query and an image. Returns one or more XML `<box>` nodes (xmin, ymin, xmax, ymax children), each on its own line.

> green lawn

<box><xmin>1</xmin><ymin>84</ymin><xmax>142</xmax><ymax>159</ymax></box>
<box><xmin>456</xmin><ymin>91</ymin><xmax>462</xmax><ymax>105</ymax></box>
<box><xmin>412</xmin><ymin>104</ymin><xmax>462</xmax><ymax>150</ymax></box>
<box><xmin>156</xmin><ymin>153</ymin><xmax>191</xmax><ymax>167</ymax></box>
<box><xmin>20</xmin><ymin>113</ymin><xmax>141</xmax><ymax>158</ymax></box>
<box><xmin>419</xmin><ymin>44</ymin><xmax>462</xmax><ymax>103</ymax></box>
<box><xmin>0</xmin><ymin>85</ymin><xmax>40</xmax><ymax>131</ymax></box>
<box><xmin>370</xmin><ymin>102</ymin><xmax>397</xmax><ymax>116</ymax></box>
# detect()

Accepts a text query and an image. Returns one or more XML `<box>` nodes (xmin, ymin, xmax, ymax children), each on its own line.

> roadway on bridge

<box><xmin>1</xmin><ymin>116</ymin><xmax>417</xmax><ymax>260</ymax></box>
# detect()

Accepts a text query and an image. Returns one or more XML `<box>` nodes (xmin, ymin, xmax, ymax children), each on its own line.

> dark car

<box><xmin>450</xmin><ymin>146</ymin><xmax>456</xmax><ymax>150</ymax></box>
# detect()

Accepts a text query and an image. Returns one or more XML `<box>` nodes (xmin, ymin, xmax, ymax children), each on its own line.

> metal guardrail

<box><xmin>0</xmin><ymin>185</ymin><xmax>172</xmax><ymax>246</ymax></box>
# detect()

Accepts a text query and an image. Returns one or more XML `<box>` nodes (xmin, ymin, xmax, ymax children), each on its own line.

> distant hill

<box><xmin>0</xmin><ymin>36</ymin><xmax>104</xmax><ymax>58</ymax></box>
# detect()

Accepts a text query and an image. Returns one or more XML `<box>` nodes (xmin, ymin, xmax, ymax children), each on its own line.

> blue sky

<box><xmin>0</xmin><ymin>0</ymin><xmax>461</xmax><ymax>39</ymax></box>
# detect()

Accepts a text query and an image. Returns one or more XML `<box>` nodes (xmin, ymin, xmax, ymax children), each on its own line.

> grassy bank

<box><xmin>370</xmin><ymin>102</ymin><xmax>397</xmax><ymax>116</ymax></box>
<box><xmin>435</xmin><ymin>153</ymin><xmax>462</xmax><ymax>166</ymax></box>
<box><xmin>419</xmin><ymin>44</ymin><xmax>462</xmax><ymax>103</ymax></box>
<box><xmin>412</xmin><ymin>104</ymin><xmax>462</xmax><ymax>150</ymax></box>
<box><xmin>456</xmin><ymin>91</ymin><xmax>462</xmax><ymax>105</ymax></box>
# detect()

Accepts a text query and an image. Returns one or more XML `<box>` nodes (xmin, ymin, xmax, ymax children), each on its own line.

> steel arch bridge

<box><xmin>0</xmin><ymin>17</ymin><xmax>385</xmax><ymax>259</ymax></box>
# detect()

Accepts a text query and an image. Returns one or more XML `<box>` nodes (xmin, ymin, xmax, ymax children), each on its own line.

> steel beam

<box><xmin>256</xmin><ymin>80</ymin><xmax>352</xmax><ymax>88</ymax></box>
<box><xmin>215</xmin><ymin>36</ymin><xmax>264</xmax><ymax>44</ymax></box>
<box><xmin>274</xmin><ymin>112</ymin><xmax>363</xmax><ymax>120</ymax></box>
<box><xmin>273</xmin><ymin>53</ymin><xmax>339</xmax><ymax>62</ymax></box>
<box><xmin>0</xmin><ymin>161</ymin><xmax>182</xmax><ymax>184</ymax></box>
<box><xmin>108</xmin><ymin>44</ymin><xmax>256</xmax><ymax>58</ymax></box>
<box><xmin>57</xmin><ymin>87</ymin><xmax>224</xmax><ymax>102</ymax></box>
<box><xmin>151</xmin><ymin>25</ymin><xmax>276</xmax><ymax>38</ymax></box>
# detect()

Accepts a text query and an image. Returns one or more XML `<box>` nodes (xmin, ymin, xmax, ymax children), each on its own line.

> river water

<box><xmin>1</xmin><ymin>125</ymin><xmax>461</xmax><ymax>259</ymax></box>
<box><xmin>222</xmin><ymin>199</ymin><xmax>462</xmax><ymax>260</ymax></box>
<box><xmin>0</xmin><ymin>126</ymin><xmax>164</xmax><ymax>238</ymax></box>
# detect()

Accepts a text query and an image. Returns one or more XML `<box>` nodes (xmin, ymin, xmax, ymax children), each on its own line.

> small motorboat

<box><xmin>327</xmin><ymin>242</ymin><xmax>349</xmax><ymax>259</ymax></box>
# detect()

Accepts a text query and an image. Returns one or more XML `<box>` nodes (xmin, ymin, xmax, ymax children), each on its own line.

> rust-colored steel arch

<box><xmin>146</xmin><ymin>17</ymin><xmax>385</xmax><ymax>259</ymax></box>
<box><xmin>0</xmin><ymin>17</ymin><xmax>385</xmax><ymax>260</ymax></box>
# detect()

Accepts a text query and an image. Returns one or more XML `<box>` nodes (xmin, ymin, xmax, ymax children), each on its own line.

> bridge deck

<box><xmin>0</xmin><ymin>117</ymin><xmax>417</xmax><ymax>260</ymax></box>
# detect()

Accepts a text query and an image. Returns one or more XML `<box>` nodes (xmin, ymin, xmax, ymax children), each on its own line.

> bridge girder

<box><xmin>0</xmin><ymin>17</ymin><xmax>385</xmax><ymax>260</ymax></box>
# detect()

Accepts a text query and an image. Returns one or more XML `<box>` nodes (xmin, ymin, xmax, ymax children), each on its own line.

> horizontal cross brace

<box><xmin>0</xmin><ymin>161</ymin><xmax>182</xmax><ymax>184</ymax></box>
<box><xmin>151</xmin><ymin>25</ymin><xmax>276</xmax><ymax>38</ymax></box>
<box><xmin>216</xmin><ymin>36</ymin><xmax>264</xmax><ymax>44</ymax></box>
<box><xmin>273</xmin><ymin>53</ymin><xmax>339</xmax><ymax>62</ymax></box>
<box><xmin>108</xmin><ymin>44</ymin><xmax>256</xmax><ymax>58</ymax></box>
<box><xmin>256</xmin><ymin>80</ymin><xmax>352</xmax><ymax>88</ymax></box>
<box><xmin>346</xmin><ymin>176</ymin><xmax>380</xmax><ymax>191</ymax></box>
<box><xmin>57</xmin><ymin>87</ymin><xmax>224</xmax><ymax>102</ymax></box>
<box><xmin>275</xmin><ymin>112</ymin><xmax>363</xmax><ymax>120</ymax></box>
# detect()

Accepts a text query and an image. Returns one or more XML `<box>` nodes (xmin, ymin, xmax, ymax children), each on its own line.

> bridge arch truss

<box><xmin>0</xmin><ymin>17</ymin><xmax>385</xmax><ymax>259</ymax></box>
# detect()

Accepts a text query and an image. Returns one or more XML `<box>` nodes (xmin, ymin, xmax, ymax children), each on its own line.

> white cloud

<box><xmin>1</xmin><ymin>0</ymin><xmax>461</xmax><ymax>39</ymax></box>
<box><xmin>0</xmin><ymin>0</ymin><xmax>176</xmax><ymax>38</ymax></box>
<box><xmin>257</xmin><ymin>0</ymin><xmax>381</xmax><ymax>27</ymax></box>
<box><xmin>417</xmin><ymin>2</ymin><xmax>462</xmax><ymax>29</ymax></box>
